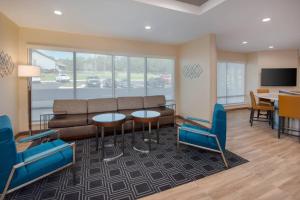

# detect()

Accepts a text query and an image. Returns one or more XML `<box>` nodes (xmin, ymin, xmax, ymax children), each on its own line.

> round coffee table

<box><xmin>131</xmin><ymin>110</ymin><xmax>161</xmax><ymax>153</ymax></box>
<box><xmin>92</xmin><ymin>113</ymin><xmax>126</xmax><ymax>161</ymax></box>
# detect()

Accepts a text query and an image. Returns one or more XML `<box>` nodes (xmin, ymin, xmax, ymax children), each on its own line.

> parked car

<box><xmin>56</xmin><ymin>74</ymin><xmax>70</xmax><ymax>83</ymax></box>
<box><xmin>86</xmin><ymin>76</ymin><xmax>100</xmax><ymax>87</ymax></box>
<box><xmin>160</xmin><ymin>74</ymin><xmax>172</xmax><ymax>85</ymax></box>
<box><xmin>147</xmin><ymin>77</ymin><xmax>165</xmax><ymax>88</ymax></box>
<box><xmin>116</xmin><ymin>80</ymin><xmax>128</xmax><ymax>88</ymax></box>
<box><xmin>102</xmin><ymin>78</ymin><xmax>112</xmax><ymax>88</ymax></box>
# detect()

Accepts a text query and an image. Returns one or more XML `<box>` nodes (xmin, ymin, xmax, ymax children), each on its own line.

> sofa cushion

<box><xmin>53</xmin><ymin>99</ymin><xmax>87</xmax><ymax>115</ymax></box>
<box><xmin>88</xmin><ymin>98</ymin><xmax>117</xmax><ymax>113</ymax></box>
<box><xmin>48</xmin><ymin>114</ymin><xmax>87</xmax><ymax>128</ymax></box>
<box><xmin>146</xmin><ymin>107</ymin><xmax>174</xmax><ymax>117</ymax></box>
<box><xmin>117</xmin><ymin>97</ymin><xmax>144</xmax><ymax>110</ymax></box>
<box><xmin>144</xmin><ymin>95</ymin><xmax>166</xmax><ymax>108</ymax></box>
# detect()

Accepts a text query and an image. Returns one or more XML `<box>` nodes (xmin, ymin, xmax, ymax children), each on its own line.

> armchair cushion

<box><xmin>179</xmin><ymin>124</ymin><xmax>218</xmax><ymax>151</ymax></box>
<box><xmin>48</xmin><ymin>114</ymin><xmax>87</xmax><ymax>128</ymax></box>
<box><xmin>10</xmin><ymin>139</ymin><xmax>72</xmax><ymax>189</ymax></box>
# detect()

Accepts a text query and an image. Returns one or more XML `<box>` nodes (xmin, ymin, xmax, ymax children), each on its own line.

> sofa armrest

<box><xmin>159</xmin><ymin>103</ymin><xmax>176</xmax><ymax>110</ymax></box>
<box><xmin>40</xmin><ymin>112</ymin><xmax>68</xmax><ymax>130</ymax></box>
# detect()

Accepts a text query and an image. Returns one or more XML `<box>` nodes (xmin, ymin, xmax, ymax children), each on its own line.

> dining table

<box><xmin>255</xmin><ymin>92</ymin><xmax>300</xmax><ymax>136</ymax></box>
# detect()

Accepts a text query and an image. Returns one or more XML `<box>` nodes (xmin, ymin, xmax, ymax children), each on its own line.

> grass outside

<box><xmin>40</xmin><ymin>71</ymin><xmax>161</xmax><ymax>81</ymax></box>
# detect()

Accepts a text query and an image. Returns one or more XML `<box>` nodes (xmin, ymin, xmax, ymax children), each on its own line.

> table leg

<box><xmin>132</xmin><ymin>120</ymin><xmax>135</xmax><ymax>146</ymax></box>
<box><xmin>157</xmin><ymin>121</ymin><xmax>160</xmax><ymax>144</ymax></box>
<box><xmin>101</xmin><ymin>126</ymin><xmax>105</xmax><ymax>161</ymax></box>
<box><xmin>114</xmin><ymin>127</ymin><xmax>117</xmax><ymax>146</ymax></box>
<box><xmin>122</xmin><ymin>124</ymin><xmax>125</xmax><ymax>154</ymax></box>
<box><xmin>148</xmin><ymin>122</ymin><xmax>151</xmax><ymax>151</ymax></box>
<box><xmin>96</xmin><ymin>126</ymin><xmax>99</xmax><ymax>151</ymax></box>
<box><xmin>142</xmin><ymin>123</ymin><xmax>145</xmax><ymax>140</ymax></box>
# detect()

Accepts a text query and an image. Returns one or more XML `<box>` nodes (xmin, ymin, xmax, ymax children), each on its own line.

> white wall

<box><xmin>0</xmin><ymin>12</ymin><xmax>19</xmax><ymax>133</ymax></box>
<box><xmin>178</xmin><ymin>34</ymin><xmax>217</xmax><ymax>120</ymax></box>
<box><xmin>246</xmin><ymin>50</ymin><xmax>300</xmax><ymax>103</ymax></box>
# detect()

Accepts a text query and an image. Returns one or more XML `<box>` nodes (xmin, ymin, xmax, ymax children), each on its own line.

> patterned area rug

<box><xmin>6</xmin><ymin>127</ymin><xmax>248</xmax><ymax>200</ymax></box>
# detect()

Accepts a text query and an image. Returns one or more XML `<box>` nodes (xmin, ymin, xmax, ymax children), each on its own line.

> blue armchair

<box><xmin>0</xmin><ymin>115</ymin><xmax>76</xmax><ymax>200</ymax></box>
<box><xmin>177</xmin><ymin>104</ymin><xmax>228</xmax><ymax>168</ymax></box>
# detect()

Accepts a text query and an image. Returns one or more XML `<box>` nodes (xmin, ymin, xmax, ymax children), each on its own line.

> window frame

<box><xmin>217</xmin><ymin>61</ymin><xmax>246</xmax><ymax>105</ymax></box>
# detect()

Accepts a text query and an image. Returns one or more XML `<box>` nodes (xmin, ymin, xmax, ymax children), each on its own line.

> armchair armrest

<box><xmin>179</xmin><ymin>127</ymin><xmax>216</xmax><ymax>138</ymax></box>
<box><xmin>186</xmin><ymin>116</ymin><xmax>211</xmax><ymax>124</ymax></box>
<box><xmin>14</xmin><ymin>143</ymin><xmax>75</xmax><ymax>168</ymax></box>
<box><xmin>18</xmin><ymin>130</ymin><xmax>59</xmax><ymax>143</ymax></box>
<box><xmin>178</xmin><ymin>116</ymin><xmax>210</xmax><ymax>130</ymax></box>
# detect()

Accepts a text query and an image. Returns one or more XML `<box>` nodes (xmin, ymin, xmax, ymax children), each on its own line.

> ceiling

<box><xmin>0</xmin><ymin>0</ymin><xmax>300</xmax><ymax>52</ymax></box>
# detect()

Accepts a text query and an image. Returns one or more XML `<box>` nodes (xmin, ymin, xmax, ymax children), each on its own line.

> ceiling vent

<box><xmin>175</xmin><ymin>0</ymin><xmax>209</xmax><ymax>7</ymax></box>
<box><xmin>133</xmin><ymin>0</ymin><xmax>226</xmax><ymax>15</ymax></box>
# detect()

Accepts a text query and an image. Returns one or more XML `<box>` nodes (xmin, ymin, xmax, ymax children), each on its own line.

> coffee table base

<box><xmin>103</xmin><ymin>152</ymin><xmax>124</xmax><ymax>162</ymax></box>
<box><xmin>96</xmin><ymin>125</ymin><xmax>125</xmax><ymax>161</ymax></box>
<box><xmin>133</xmin><ymin>146</ymin><xmax>149</xmax><ymax>154</ymax></box>
<box><xmin>144</xmin><ymin>138</ymin><xmax>157</xmax><ymax>143</ymax></box>
<box><xmin>132</xmin><ymin>120</ymin><xmax>159</xmax><ymax>153</ymax></box>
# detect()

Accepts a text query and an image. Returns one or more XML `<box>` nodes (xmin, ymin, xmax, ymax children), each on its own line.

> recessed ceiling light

<box><xmin>145</xmin><ymin>26</ymin><xmax>152</xmax><ymax>30</ymax></box>
<box><xmin>242</xmin><ymin>41</ymin><xmax>248</xmax><ymax>45</ymax></box>
<box><xmin>262</xmin><ymin>17</ymin><xmax>271</xmax><ymax>22</ymax></box>
<box><xmin>269</xmin><ymin>45</ymin><xmax>274</xmax><ymax>49</ymax></box>
<box><xmin>54</xmin><ymin>10</ymin><xmax>63</xmax><ymax>16</ymax></box>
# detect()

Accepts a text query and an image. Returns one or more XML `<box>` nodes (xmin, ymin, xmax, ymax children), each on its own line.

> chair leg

<box><xmin>250</xmin><ymin>109</ymin><xmax>254</xmax><ymax>126</ymax></box>
<box><xmin>278</xmin><ymin>116</ymin><xmax>281</xmax><ymax>139</ymax></box>
<box><xmin>257</xmin><ymin>110</ymin><xmax>260</xmax><ymax>118</ymax></box>
<box><xmin>214</xmin><ymin>136</ymin><xmax>228</xmax><ymax>168</ymax></box>
<box><xmin>0</xmin><ymin>192</ymin><xmax>6</xmax><ymax>200</ymax></box>
<box><xmin>271</xmin><ymin>111</ymin><xmax>274</xmax><ymax>129</ymax></box>
<box><xmin>220</xmin><ymin>150</ymin><xmax>228</xmax><ymax>168</ymax></box>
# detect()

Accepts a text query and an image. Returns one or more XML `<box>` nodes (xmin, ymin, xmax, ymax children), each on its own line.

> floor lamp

<box><xmin>18</xmin><ymin>65</ymin><xmax>40</xmax><ymax>136</ymax></box>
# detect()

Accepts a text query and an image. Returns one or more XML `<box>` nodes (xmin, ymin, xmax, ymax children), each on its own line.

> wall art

<box><xmin>0</xmin><ymin>50</ymin><xmax>16</xmax><ymax>78</ymax></box>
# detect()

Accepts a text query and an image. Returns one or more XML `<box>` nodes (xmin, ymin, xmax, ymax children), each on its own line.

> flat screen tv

<box><xmin>261</xmin><ymin>68</ymin><xmax>297</xmax><ymax>86</ymax></box>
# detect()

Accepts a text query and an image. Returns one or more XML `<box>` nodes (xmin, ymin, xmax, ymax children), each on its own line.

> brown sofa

<box><xmin>47</xmin><ymin>95</ymin><xmax>175</xmax><ymax>140</ymax></box>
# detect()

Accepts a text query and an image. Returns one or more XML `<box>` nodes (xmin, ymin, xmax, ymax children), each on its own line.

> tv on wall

<box><xmin>261</xmin><ymin>68</ymin><xmax>297</xmax><ymax>86</ymax></box>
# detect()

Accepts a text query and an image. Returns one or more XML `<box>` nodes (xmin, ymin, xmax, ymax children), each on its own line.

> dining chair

<box><xmin>278</xmin><ymin>95</ymin><xmax>300</xmax><ymax>142</ymax></box>
<box><xmin>249</xmin><ymin>91</ymin><xmax>274</xmax><ymax>128</ymax></box>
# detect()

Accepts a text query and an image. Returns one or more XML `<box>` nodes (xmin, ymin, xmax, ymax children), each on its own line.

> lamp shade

<box><xmin>18</xmin><ymin>65</ymin><xmax>40</xmax><ymax>77</ymax></box>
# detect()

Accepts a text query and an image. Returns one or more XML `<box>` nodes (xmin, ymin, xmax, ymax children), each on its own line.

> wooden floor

<box><xmin>141</xmin><ymin>110</ymin><xmax>300</xmax><ymax>200</ymax></box>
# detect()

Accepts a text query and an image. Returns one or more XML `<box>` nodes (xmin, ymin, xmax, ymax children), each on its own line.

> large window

<box><xmin>31</xmin><ymin>49</ymin><xmax>175</xmax><ymax>122</ymax></box>
<box><xmin>217</xmin><ymin>62</ymin><xmax>246</xmax><ymax>105</ymax></box>
<box><xmin>31</xmin><ymin>49</ymin><xmax>74</xmax><ymax>121</ymax></box>
<box><xmin>115</xmin><ymin>56</ymin><xmax>145</xmax><ymax>97</ymax></box>
<box><xmin>147</xmin><ymin>58</ymin><xmax>175</xmax><ymax>100</ymax></box>
<box><xmin>76</xmin><ymin>53</ymin><xmax>113</xmax><ymax>99</ymax></box>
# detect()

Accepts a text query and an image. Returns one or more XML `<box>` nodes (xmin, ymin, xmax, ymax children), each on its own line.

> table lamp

<box><xmin>18</xmin><ymin>65</ymin><xmax>40</xmax><ymax>135</ymax></box>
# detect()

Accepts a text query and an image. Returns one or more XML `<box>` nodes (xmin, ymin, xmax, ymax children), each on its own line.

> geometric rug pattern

<box><xmin>6</xmin><ymin>127</ymin><xmax>248</xmax><ymax>200</ymax></box>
